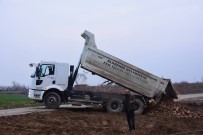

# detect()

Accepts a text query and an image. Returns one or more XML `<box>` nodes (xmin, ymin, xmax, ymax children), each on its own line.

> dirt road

<box><xmin>0</xmin><ymin>94</ymin><xmax>202</xmax><ymax>117</ymax></box>
<box><xmin>0</xmin><ymin>104</ymin><xmax>92</xmax><ymax>117</ymax></box>
<box><xmin>175</xmin><ymin>93</ymin><xmax>203</xmax><ymax>101</ymax></box>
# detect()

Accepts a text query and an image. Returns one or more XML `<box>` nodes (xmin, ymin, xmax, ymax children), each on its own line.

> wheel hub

<box><xmin>48</xmin><ymin>96</ymin><xmax>57</xmax><ymax>104</ymax></box>
<box><xmin>134</xmin><ymin>103</ymin><xmax>139</xmax><ymax>110</ymax></box>
<box><xmin>111</xmin><ymin>102</ymin><xmax>118</xmax><ymax>110</ymax></box>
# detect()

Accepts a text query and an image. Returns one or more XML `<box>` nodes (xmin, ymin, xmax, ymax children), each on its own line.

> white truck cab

<box><xmin>28</xmin><ymin>62</ymin><xmax>69</xmax><ymax>101</ymax></box>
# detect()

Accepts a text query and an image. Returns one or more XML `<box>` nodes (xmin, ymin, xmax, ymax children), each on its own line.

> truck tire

<box><xmin>133</xmin><ymin>98</ymin><xmax>145</xmax><ymax>115</ymax></box>
<box><xmin>106</xmin><ymin>98</ymin><xmax>123</xmax><ymax>113</ymax></box>
<box><xmin>44</xmin><ymin>92</ymin><xmax>61</xmax><ymax>109</ymax></box>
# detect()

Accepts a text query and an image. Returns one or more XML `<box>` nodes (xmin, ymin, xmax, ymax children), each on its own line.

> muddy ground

<box><xmin>0</xmin><ymin>102</ymin><xmax>203</xmax><ymax>135</ymax></box>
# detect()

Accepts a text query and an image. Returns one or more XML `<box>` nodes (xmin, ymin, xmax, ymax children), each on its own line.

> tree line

<box><xmin>0</xmin><ymin>81</ymin><xmax>28</xmax><ymax>95</ymax></box>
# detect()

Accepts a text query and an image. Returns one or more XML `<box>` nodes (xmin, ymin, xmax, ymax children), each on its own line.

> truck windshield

<box><xmin>39</xmin><ymin>64</ymin><xmax>55</xmax><ymax>77</ymax></box>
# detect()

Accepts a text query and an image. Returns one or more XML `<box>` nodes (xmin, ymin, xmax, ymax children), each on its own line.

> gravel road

<box><xmin>0</xmin><ymin>104</ymin><xmax>92</xmax><ymax>117</ymax></box>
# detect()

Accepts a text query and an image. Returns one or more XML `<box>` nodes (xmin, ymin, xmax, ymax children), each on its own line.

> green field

<box><xmin>0</xmin><ymin>94</ymin><xmax>42</xmax><ymax>109</ymax></box>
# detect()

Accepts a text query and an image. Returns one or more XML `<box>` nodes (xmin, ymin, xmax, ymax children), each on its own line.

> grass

<box><xmin>0</xmin><ymin>94</ymin><xmax>42</xmax><ymax>109</ymax></box>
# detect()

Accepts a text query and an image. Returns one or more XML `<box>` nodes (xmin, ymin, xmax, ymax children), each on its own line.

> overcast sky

<box><xmin>0</xmin><ymin>0</ymin><xmax>203</xmax><ymax>86</ymax></box>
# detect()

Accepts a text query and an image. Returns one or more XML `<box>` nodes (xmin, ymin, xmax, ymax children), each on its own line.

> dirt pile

<box><xmin>149</xmin><ymin>99</ymin><xmax>202</xmax><ymax>118</ymax></box>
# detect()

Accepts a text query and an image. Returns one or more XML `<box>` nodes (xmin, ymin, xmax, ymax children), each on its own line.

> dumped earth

<box><xmin>0</xmin><ymin>99</ymin><xmax>202</xmax><ymax>135</ymax></box>
<box><xmin>149</xmin><ymin>99</ymin><xmax>202</xmax><ymax>118</ymax></box>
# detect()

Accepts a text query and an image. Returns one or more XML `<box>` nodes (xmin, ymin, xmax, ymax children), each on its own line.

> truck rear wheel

<box><xmin>44</xmin><ymin>92</ymin><xmax>61</xmax><ymax>109</ymax></box>
<box><xmin>132</xmin><ymin>98</ymin><xmax>145</xmax><ymax>115</ymax></box>
<box><xmin>106</xmin><ymin>98</ymin><xmax>123</xmax><ymax>113</ymax></box>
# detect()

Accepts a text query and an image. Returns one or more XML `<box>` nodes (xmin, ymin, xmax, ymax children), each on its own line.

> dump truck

<box><xmin>28</xmin><ymin>30</ymin><xmax>177</xmax><ymax>114</ymax></box>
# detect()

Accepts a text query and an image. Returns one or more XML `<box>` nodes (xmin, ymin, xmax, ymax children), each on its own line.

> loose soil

<box><xmin>0</xmin><ymin>103</ymin><xmax>202</xmax><ymax>135</ymax></box>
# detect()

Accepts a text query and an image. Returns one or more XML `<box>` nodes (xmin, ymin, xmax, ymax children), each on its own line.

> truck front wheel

<box><xmin>44</xmin><ymin>92</ymin><xmax>61</xmax><ymax>109</ymax></box>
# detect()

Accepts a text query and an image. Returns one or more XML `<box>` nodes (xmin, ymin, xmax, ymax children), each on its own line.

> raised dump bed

<box><xmin>80</xmin><ymin>30</ymin><xmax>177</xmax><ymax>101</ymax></box>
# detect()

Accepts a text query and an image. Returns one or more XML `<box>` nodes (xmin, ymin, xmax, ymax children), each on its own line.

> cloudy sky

<box><xmin>0</xmin><ymin>0</ymin><xmax>203</xmax><ymax>86</ymax></box>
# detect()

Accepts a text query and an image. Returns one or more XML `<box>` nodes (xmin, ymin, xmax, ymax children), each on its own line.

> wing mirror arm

<box><xmin>35</xmin><ymin>67</ymin><xmax>41</xmax><ymax>79</ymax></box>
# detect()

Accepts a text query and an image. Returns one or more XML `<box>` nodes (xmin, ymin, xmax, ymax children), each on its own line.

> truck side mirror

<box><xmin>29</xmin><ymin>63</ymin><xmax>33</xmax><ymax>67</ymax></box>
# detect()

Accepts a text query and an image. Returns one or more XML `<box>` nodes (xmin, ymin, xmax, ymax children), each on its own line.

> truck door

<box><xmin>35</xmin><ymin>64</ymin><xmax>56</xmax><ymax>90</ymax></box>
<box><xmin>55</xmin><ymin>63</ymin><xmax>69</xmax><ymax>90</ymax></box>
